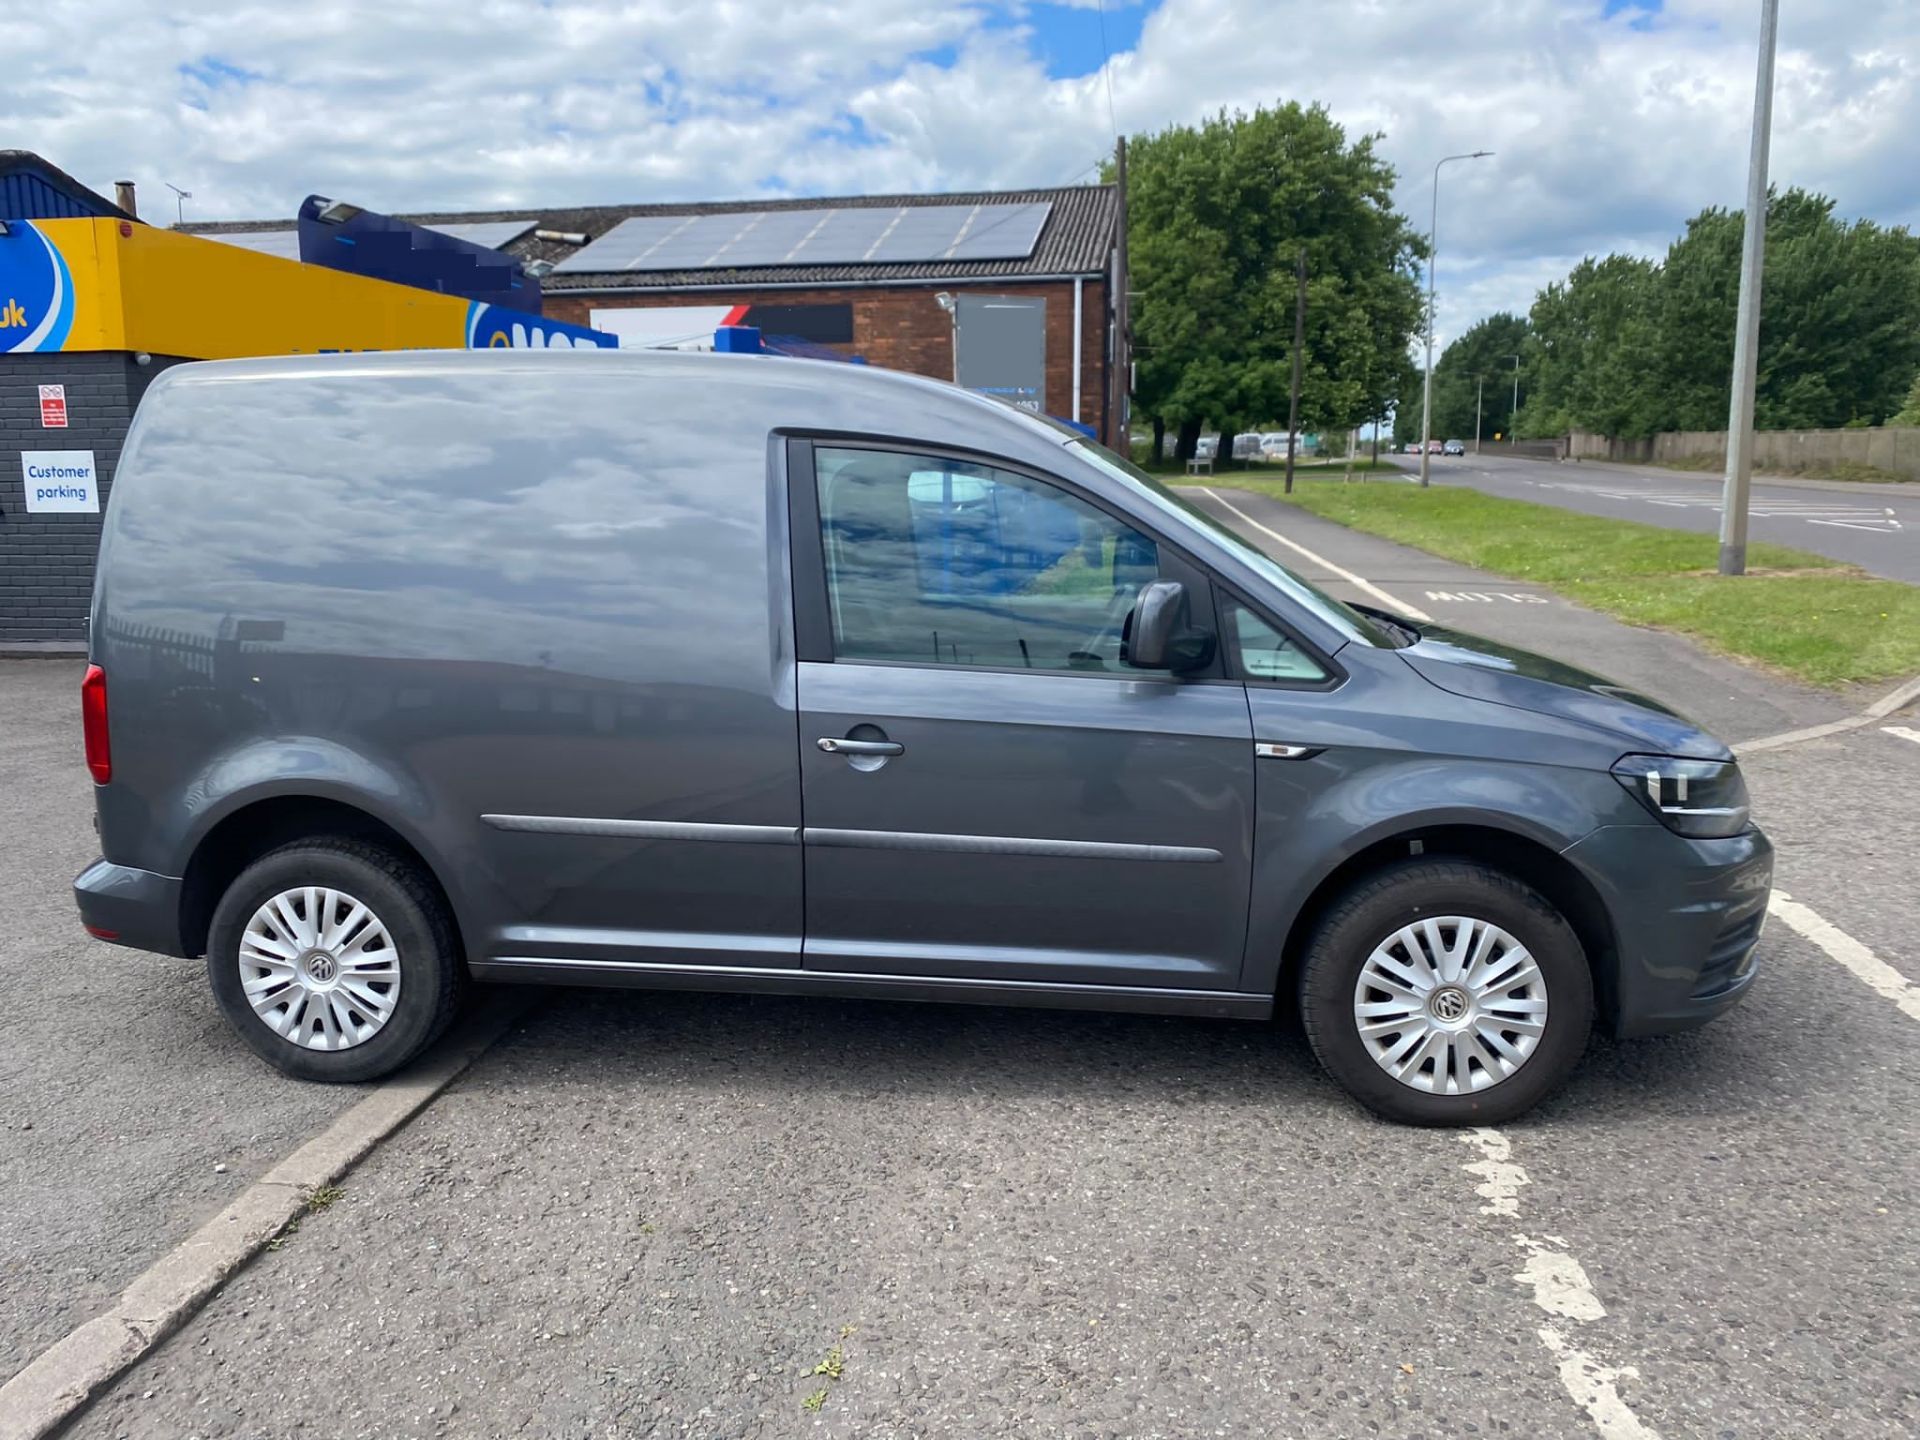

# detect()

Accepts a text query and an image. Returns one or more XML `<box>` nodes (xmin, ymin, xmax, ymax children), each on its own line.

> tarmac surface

<box><xmin>1393</xmin><ymin>451</ymin><xmax>1919</xmax><ymax>583</ymax></box>
<box><xmin>5</xmin><ymin>496</ymin><xmax>1918</xmax><ymax>1439</ymax></box>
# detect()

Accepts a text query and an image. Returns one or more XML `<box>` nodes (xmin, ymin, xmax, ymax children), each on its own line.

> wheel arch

<box><xmin>1272</xmin><ymin>822</ymin><xmax>1620</xmax><ymax>1029</ymax></box>
<box><xmin>179</xmin><ymin>793</ymin><xmax>466</xmax><ymax>965</ymax></box>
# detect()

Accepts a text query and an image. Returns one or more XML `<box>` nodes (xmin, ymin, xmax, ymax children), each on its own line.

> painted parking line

<box><xmin>1768</xmin><ymin>892</ymin><xmax>1920</xmax><ymax>1025</ymax></box>
<box><xmin>1196</xmin><ymin>488</ymin><xmax>1435</xmax><ymax>623</ymax></box>
<box><xmin>1882</xmin><ymin>725</ymin><xmax>1920</xmax><ymax>748</ymax></box>
<box><xmin>1457</xmin><ymin>1130</ymin><xmax>1660</xmax><ymax>1439</ymax></box>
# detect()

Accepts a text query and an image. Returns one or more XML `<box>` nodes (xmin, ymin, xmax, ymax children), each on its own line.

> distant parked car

<box><xmin>1443</xmin><ymin>439</ymin><xmax>1466</xmax><ymax>456</ymax></box>
<box><xmin>1195</xmin><ymin>436</ymin><xmax>1218</xmax><ymax>460</ymax></box>
<box><xmin>1260</xmin><ymin>433</ymin><xmax>1292</xmax><ymax>461</ymax></box>
<box><xmin>1427</xmin><ymin>439</ymin><xmax>1446</xmax><ymax>454</ymax></box>
<box><xmin>1233</xmin><ymin>432</ymin><xmax>1264</xmax><ymax>459</ymax></box>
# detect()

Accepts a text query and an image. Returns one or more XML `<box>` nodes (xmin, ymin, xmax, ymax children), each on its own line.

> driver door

<box><xmin>790</xmin><ymin>441</ymin><xmax>1256</xmax><ymax>992</ymax></box>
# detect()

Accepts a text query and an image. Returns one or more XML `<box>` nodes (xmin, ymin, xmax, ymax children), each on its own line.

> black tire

<box><xmin>1298</xmin><ymin>859</ymin><xmax>1593</xmax><ymax>1126</ymax></box>
<box><xmin>206</xmin><ymin>838</ymin><xmax>466</xmax><ymax>1083</ymax></box>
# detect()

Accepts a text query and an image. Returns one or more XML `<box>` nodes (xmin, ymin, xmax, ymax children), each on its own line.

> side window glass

<box><xmin>815</xmin><ymin>447</ymin><xmax>1163</xmax><ymax>673</ymax></box>
<box><xmin>1222</xmin><ymin>596</ymin><xmax>1330</xmax><ymax>684</ymax></box>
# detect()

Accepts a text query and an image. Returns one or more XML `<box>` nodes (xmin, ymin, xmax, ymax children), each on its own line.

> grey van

<box><xmin>74</xmin><ymin>351</ymin><xmax>1771</xmax><ymax>1125</ymax></box>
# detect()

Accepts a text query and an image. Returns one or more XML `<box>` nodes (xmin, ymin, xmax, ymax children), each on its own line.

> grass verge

<box><xmin>1187</xmin><ymin>477</ymin><xmax>1920</xmax><ymax>688</ymax></box>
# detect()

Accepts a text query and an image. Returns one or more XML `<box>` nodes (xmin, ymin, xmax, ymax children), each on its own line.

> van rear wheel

<box><xmin>1298</xmin><ymin>859</ymin><xmax>1593</xmax><ymax>1126</ymax></box>
<box><xmin>206</xmin><ymin>839</ymin><xmax>465</xmax><ymax>1083</ymax></box>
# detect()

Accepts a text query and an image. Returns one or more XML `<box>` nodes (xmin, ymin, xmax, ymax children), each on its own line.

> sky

<box><xmin>5</xmin><ymin>0</ymin><xmax>1916</xmax><ymax>348</ymax></box>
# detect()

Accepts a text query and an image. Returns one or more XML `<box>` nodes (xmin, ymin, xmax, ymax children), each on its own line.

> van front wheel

<box><xmin>206</xmin><ymin>839</ymin><xmax>465</xmax><ymax>1083</ymax></box>
<box><xmin>1298</xmin><ymin>859</ymin><xmax>1593</xmax><ymax>1126</ymax></box>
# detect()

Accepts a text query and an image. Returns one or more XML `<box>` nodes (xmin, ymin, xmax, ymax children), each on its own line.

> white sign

<box><xmin>22</xmin><ymin>450</ymin><xmax>100</xmax><ymax>513</ymax></box>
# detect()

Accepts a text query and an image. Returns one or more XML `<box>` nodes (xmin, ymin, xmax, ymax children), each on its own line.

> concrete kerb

<box><xmin>0</xmin><ymin>992</ymin><xmax>534</xmax><ymax>1440</ymax></box>
<box><xmin>1735</xmin><ymin>672</ymin><xmax>1920</xmax><ymax>756</ymax></box>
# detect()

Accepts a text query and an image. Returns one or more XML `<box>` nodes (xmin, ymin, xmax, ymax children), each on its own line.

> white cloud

<box><xmin>4</xmin><ymin>0</ymin><xmax>1913</xmax><ymax>343</ymax></box>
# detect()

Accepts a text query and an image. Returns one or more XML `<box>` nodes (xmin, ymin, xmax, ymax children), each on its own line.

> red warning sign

<box><xmin>39</xmin><ymin>384</ymin><xmax>69</xmax><ymax>429</ymax></box>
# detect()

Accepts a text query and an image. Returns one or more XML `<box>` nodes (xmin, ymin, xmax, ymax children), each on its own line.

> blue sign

<box><xmin>0</xmin><ymin>220</ymin><xmax>76</xmax><ymax>353</ymax></box>
<box><xmin>464</xmin><ymin>302</ymin><xmax>616</xmax><ymax>350</ymax></box>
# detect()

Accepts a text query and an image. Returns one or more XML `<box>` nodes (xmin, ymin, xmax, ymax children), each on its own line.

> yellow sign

<box><xmin>1</xmin><ymin>218</ymin><xmax>611</xmax><ymax>359</ymax></box>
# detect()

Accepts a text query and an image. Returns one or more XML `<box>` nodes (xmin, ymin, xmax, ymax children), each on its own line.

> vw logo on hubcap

<box><xmin>1429</xmin><ymin>986</ymin><xmax>1469</xmax><ymax>1022</ymax></box>
<box><xmin>303</xmin><ymin>951</ymin><xmax>338</xmax><ymax>984</ymax></box>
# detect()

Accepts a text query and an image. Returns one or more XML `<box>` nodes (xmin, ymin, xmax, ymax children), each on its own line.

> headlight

<box><xmin>1611</xmin><ymin>755</ymin><xmax>1751</xmax><ymax>838</ymax></box>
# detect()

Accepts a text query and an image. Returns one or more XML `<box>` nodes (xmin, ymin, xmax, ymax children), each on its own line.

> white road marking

<box><xmin>1538</xmin><ymin>1328</ymin><xmax>1662</xmax><ymax>1440</ymax></box>
<box><xmin>1196</xmin><ymin>487</ymin><xmax>1435</xmax><ymax>622</ymax></box>
<box><xmin>1525</xmin><ymin>482</ymin><xmax>1905</xmax><ymax>532</ymax></box>
<box><xmin>1461</xmin><ymin>1126</ymin><xmax>1529</xmax><ymax>1216</ymax></box>
<box><xmin>1456</xmin><ymin>1131</ymin><xmax>1663</xmax><ymax>1438</ymax></box>
<box><xmin>1883</xmin><ymin>725</ymin><xmax>1920</xmax><ymax>747</ymax></box>
<box><xmin>1735</xmin><ymin>672</ymin><xmax>1920</xmax><ymax>755</ymax></box>
<box><xmin>1768</xmin><ymin>891</ymin><xmax>1920</xmax><ymax>1024</ymax></box>
<box><xmin>1515</xmin><ymin>1236</ymin><xmax>1610</xmax><ymax>1322</ymax></box>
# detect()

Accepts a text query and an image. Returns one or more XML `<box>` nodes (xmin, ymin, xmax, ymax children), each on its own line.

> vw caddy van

<box><xmin>74</xmin><ymin>351</ymin><xmax>1771</xmax><ymax>1124</ymax></box>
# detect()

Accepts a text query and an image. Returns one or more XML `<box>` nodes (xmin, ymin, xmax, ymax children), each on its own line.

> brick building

<box><xmin>188</xmin><ymin>184</ymin><xmax>1122</xmax><ymax>443</ymax></box>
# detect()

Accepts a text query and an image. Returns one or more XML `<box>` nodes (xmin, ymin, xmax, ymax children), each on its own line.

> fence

<box><xmin>1568</xmin><ymin>424</ymin><xmax>1920</xmax><ymax>479</ymax></box>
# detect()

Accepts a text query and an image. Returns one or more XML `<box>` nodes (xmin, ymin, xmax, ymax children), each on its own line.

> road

<box><xmin>6</xmin><ymin>505</ymin><xmax>1920</xmax><ymax>1438</ymax></box>
<box><xmin>1390</xmin><ymin>451</ymin><xmax>1920</xmax><ymax>583</ymax></box>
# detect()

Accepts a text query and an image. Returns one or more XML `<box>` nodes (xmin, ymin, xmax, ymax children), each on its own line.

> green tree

<box><xmin>1426</xmin><ymin>312</ymin><xmax>1531</xmax><ymax>442</ymax></box>
<box><xmin>1125</xmin><ymin>102</ymin><xmax>1425</xmax><ymax>459</ymax></box>
<box><xmin>1892</xmin><ymin>374</ymin><xmax>1920</xmax><ymax>427</ymax></box>
<box><xmin>1502</xmin><ymin>188</ymin><xmax>1920</xmax><ymax>441</ymax></box>
<box><xmin>1517</xmin><ymin>255</ymin><xmax>1664</xmax><ymax>438</ymax></box>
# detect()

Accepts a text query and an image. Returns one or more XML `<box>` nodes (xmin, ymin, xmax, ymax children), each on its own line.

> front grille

<box><xmin>1692</xmin><ymin>910</ymin><xmax>1765</xmax><ymax>999</ymax></box>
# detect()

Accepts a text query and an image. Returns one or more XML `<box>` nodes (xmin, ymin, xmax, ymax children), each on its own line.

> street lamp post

<box><xmin>1474</xmin><ymin>374</ymin><xmax>1486</xmax><ymax>454</ymax></box>
<box><xmin>1719</xmin><ymin>0</ymin><xmax>1780</xmax><ymax>576</ymax></box>
<box><xmin>1419</xmin><ymin>151</ymin><xmax>1493</xmax><ymax>488</ymax></box>
<box><xmin>1505</xmin><ymin>354</ymin><xmax>1522</xmax><ymax>440</ymax></box>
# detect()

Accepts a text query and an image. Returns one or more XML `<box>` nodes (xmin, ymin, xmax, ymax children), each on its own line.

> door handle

<box><xmin>817</xmin><ymin>737</ymin><xmax>905</xmax><ymax>757</ymax></box>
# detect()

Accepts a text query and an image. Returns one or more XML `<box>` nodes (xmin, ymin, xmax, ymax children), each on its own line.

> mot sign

<box><xmin>22</xmin><ymin>449</ymin><xmax>100</xmax><ymax>513</ymax></box>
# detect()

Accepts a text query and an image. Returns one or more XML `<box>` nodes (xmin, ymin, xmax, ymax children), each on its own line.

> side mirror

<box><xmin>1123</xmin><ymin>580</ymin><xmax>1215</xmax><ymax>673</ymax></box>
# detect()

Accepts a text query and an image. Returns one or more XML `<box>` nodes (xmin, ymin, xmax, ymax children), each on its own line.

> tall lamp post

<box><xmin>1719</xmin><ymin>0</ymin><xmax>1779</xmax><ymax>576</ymax></box>
<box><xmin>1505</xmin><ymin>353</ymin><xmax>1522</xmax><ymax>441</ymax></box>
<box><xmin>1419</xmin><ymin>150</ymin><xmax>1493</xmax><ymax>488</ymax></box>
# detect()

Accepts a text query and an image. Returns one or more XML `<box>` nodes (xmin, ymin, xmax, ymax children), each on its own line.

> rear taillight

<box><xmin>81</xmin><ymin>664</ymin><xmax>111</xmax><ymax>784</ymax></box>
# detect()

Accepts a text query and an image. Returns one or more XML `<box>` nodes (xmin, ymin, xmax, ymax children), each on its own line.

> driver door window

<box><xmin>814</xmin><ymin>446</ymin><xmax>1165</xmax><ymax>674</ymax></box>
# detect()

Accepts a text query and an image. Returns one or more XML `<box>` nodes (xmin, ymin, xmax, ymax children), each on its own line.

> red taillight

<box><xmin>81</xmin><ymin>664</ymin><xmax>111</xmax><ymax>784</ymax></box>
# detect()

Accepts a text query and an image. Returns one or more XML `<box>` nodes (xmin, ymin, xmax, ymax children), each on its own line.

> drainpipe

<box><xmin>1072</xmin><ymin>277</ymin><xmax>1083</xmax><ymax>424</ymax></box>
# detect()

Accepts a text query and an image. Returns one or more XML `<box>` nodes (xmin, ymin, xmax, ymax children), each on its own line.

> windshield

<box><xmin>1064</xmin><ymin>438</ymin><xmax>1402</xmax><ymax>648</ymax></box>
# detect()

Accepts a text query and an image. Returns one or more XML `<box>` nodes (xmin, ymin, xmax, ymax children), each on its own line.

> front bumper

<box><xmin>73</xmin><ymin>859</ymin><xmax>190</xmax><ymax>958</ymax></box>
<box><xmin>1562</xmin><ymin>823</ymin><xmax>1774</xmax><ymax>1038</ymax></box>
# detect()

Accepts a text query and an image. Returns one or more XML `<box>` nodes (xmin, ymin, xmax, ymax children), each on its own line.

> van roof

<box><xmin>144</xmin><ymin>346</ymin><xmax>1081</xmax><ymax>464</ymax></box>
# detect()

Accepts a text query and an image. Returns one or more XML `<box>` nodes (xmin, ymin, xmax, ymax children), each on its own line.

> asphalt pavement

<box><xmin>1391</xmin><ymin>452</ymin><xmax>1919</xmax><ymax>583</ymax></box>
<box><xmin>6</xmin><ymin>505</ymin><xmax>1920</xmax><ymax>1439</ymax></box>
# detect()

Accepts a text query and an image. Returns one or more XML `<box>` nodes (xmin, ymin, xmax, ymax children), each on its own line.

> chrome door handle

<box><xmin>818</xmin><ymin>737</ymin><xmax>904</xmax><ymax>757</ymax></box>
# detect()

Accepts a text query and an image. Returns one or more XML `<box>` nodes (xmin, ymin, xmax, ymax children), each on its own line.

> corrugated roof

<box><xmin>180</xmin><ymin>184</ymin><xmax>1116</xmax><ymax>289</ymax></box>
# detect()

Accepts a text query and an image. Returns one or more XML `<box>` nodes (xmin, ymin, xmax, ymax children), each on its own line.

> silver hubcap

<box><xmin>1352</xmin><ymin>916</ymin><xmax>1549</xmax><ymax>1095</ymax></box>
<box><xmin>240</xmin><ymin>887</ymin><xmax>401</xmax><ymax>1051</ymax></box>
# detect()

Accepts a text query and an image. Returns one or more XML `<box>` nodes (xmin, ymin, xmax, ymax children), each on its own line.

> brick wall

<box><xmin>548</xmin><ymin>277</ymin><xmax>1113</xmax><ymax>442</ymax></box>
<box><xmin>0</xmin><ymin>351</ymin><xmax>186</xmax><ymax>646</ymax></box>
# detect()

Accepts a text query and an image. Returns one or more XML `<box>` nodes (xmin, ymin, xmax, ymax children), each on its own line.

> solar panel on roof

<box><xmin>200</xmin><ymin>229</ymin><xmax>302</xmax><ymax>261</ymax></box>
<box><xmin>787</xmin><ymin>208</ymin><xmax>897</xmax><ymax>265</ymax></box>
<box><xmin>943</xmin><ymin>202</ymin><xmax>1053</xmax><ymax>261</ymax></box>
<box><xmin>553</xmin><ymin>199</ymin><xmax>1054</xmax><ymax>273</ymax></box>
<box><xmin>429</xmin><ymin>219</ymin><xmax>536</xmax><ymax>250</ymax></box>
<box><xmin>711</xmin><ymin>210</ymin><xmax>819</xmax><ymax>267</ymax></box>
